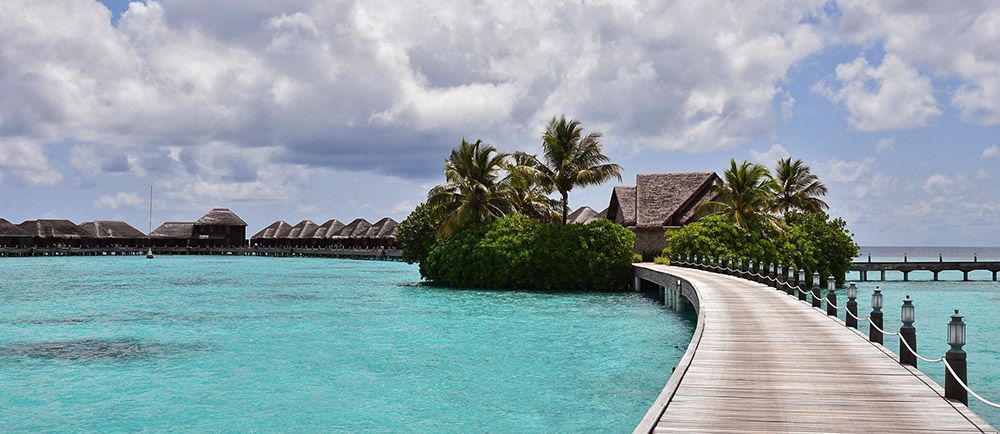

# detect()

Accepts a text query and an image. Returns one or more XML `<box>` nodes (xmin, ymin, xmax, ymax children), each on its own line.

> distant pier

<box><xmin>850</xmin><ymin>257</ymin><xmax>1000</xmax><ymax>282</ymax></box>
<box><xmin>0</xmin><ymin>247</ymin><xmax>403</xmax><ymax>261</ymax></box>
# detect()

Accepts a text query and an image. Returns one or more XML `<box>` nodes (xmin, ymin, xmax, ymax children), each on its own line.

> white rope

<box><xmin>943</xmin><ymin>359</ymin><xmax>1000</xmax><ymax>408</ymax></box>
<box><xmin>868</xmin><ymin>317</ymin><xmax>900</xmax><ymax>337</ymax></box>
<box><xmin>845</xmin><ymin>307</ymin><xmax>869</xmax><ymax>321</ymax></box>
<box><xmin>895</xmin><ymin>334</ymin><xmax>945</xmax><ymax>363</ymax></box>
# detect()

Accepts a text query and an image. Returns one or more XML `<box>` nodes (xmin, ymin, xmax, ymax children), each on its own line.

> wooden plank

<box><xmin>633</xmin><ymin>264</ymin><xmax>998</xmax><ymax>434</ymax></box>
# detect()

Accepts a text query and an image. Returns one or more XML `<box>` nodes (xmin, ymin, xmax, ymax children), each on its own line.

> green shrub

<box><xmin>422</xmin><ymin>215</ymin><xmax>635</xmax><ymax>291</ymax></box>
<box><xmin>665</xmin><ymin>212</ymin><xmax>858</xmax><ymax>285</ymax></box>
<box><xmin>397</xmin><ymin>202</ymin><xmax>442</xmax><ymax>268</ymax></box>
<box><xmin>631</xmin><ymin>253</ymin><xmax>643</xmax><ymax>263</ymax></box>
<box><xmin>653</xmin><ymin>256</ymin><xmax>670</xmax><ymax>265</ymax></box>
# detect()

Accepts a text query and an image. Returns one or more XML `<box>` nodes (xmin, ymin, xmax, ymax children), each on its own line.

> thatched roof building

<box><xmin>0</xmin><ymin>218</ymin><xmax>31</xmax><ymax>238</ymax></box>
<box><xmin>315</xmin><ymin>219</ymin><xmax>345</xmax><ymax>239</ymax></box>
<box><xmin>606</xmin><ymin>172</ymin><xmax>719</xmax><ymax>258</ymax></box>
<box><xmin>251</xmin><ymin>220</ymin><xmax>291</xmax><ymax>240</ymax></box>
<box><xmin>192</xmin><ymin>208</ymin><xmax>247</xmax><ymax>247</ymax></box>
<box><xmin>18</xmin><ymin>219</ymin><xmax>91</xmax><ymax>239</ymax></box>
<box><xmin>79</xmin><ymin>221</ymin><xmax>146</xmax><ymax>239</ymax></box>
<box><xmin>567</xmin><ymin>206</ymin><xmax>598</xmax><ymax>224</ymax></box>
<box><xmin>289</xmin><ymin>220</ymin><xmax>319</xmax><ymax>239</ymax></box>
<box><xmin>150</xmin><ymin>222</ymin><xmax>194</xmax><ymax>239</ymax></box>
<box><xmin>335</xmin><ymin>218</ymin><xmax>371</xmax><ymax>238</ymax></box>
<box><xmin>365</xmin><ymin>218</ymin><xmax>398</xmax><ymax>238</ymax></box>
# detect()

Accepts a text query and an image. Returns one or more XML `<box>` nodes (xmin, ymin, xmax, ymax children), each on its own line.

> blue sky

<box><xmin>1</xmin><ymin>0</ymin><xmax>999</xmax><ymax>246</ymax></box>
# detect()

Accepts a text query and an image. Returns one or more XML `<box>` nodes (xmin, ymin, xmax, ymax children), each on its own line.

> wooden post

<box><xmin>903</xmin><ymin>270</ymin><xmax>909</xmax><ymax>282</ymax></box>
<box><xmin>797</xmin><ymin>269</ymin><xmax>807</xmax><ymax>301</ymax></box>
<box><xmin>826</xmin><ymin>276</ymin><xmax>837</xmax><ymax>316</ymax></box>
<box><xmin>659</xmin><ymin>285</ymin><xmax>665</xmax><ymax>305</ymax></box>
<box><xmin>880</xmin><ymin>270</ymin><xmax>886</xmax><ymax>281</ymax></box>
<box><xmin>675</xmin><ymin>280</ymin><xmax>684</xmax><ymax>313</ymax></box>
<box><xmin>634</xmin><ymin>276</ymin><xmax>641</xmax><ymax>292</ymax></box>
<box><xmin>846</xmin><ymin>283</ymin><xmax>858</xmax><ymax>329</ymax></box>
<box><xmin>811</xmin><ymin>272</ymin><xmax>821</xmax><ymax>308</ymax></box>
<box><xmin>993</xmin><ymin>270</ymin><xmax>998</xmax><ymax>282</ymax></box>
<box><xmin>945</xmin><ymin>310</ymin><xmax>968</xmax><ymax>405</ymax></box>
<box><xmin>899</xmin><ymin>295</ymin><xmax>917</xmax><ymax>367</ymax></box>
<box><xmin>962</xmin><ymin>270</ymin><xmax>969</xmax><ymax>281</ymax></box>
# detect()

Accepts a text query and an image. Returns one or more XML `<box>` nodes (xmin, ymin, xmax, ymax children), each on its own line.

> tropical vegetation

<box><xmin>396</xmin><ymin>116</ymin><xmax>632</xmax><ymax>291</ymax></box>
<box><xmin>669</xmin><ymin>157</ymin><xmax>857</xmax><ymax>285</ymax></box>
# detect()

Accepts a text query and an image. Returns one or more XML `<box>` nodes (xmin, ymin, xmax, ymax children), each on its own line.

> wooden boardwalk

<box><xmin>634</xmin><ymin>264</ymin><xmax>997</xmax><ymax>434</ymax></box>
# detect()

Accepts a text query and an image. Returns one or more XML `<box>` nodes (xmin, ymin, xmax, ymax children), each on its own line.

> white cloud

<box><xmin>922</xmin><ymin>173</ymin><xmax>966</xmax><ymax>195</ymax></box>
<box><xmin>748</xmin><ymin>144</ymin><xmax>790</xmax><ymax>166</ymax></box>
<box><xmin>853</xmin><ymin>173</ymin><xmax>895</xmax><ymax>199</ymax></box>
<box><xmin>813</xmin><ymin>54</ymin><xmax>940</xmax><ymax>132</ymax></box>
<box><xmin>982</xmin><ymin>145</ymin><xmax>1000</xmax><ymax>159</ymax></box>
<box><xmin>94</xmin><ymin>192</ymin><xmax>145</xmax><ymax>209</ymax></box>
<box><xmin>836</xmin><ymin>2</ymin><xmax>1000</xmax><ymax>125</ymax></box>
<box><xmin>0</xmin><ymin>139</ymin><xmax>62</xmax><ymax>185</ymax></box>
<box><xmin>875</xmin><ymin>137</ymin><xmax>895</xmax><ymax>153</ymax></box>
<box><xmin>819</xmin><ymin>157</ymin><xmax>875</xmax><ymax>183</ymax></box>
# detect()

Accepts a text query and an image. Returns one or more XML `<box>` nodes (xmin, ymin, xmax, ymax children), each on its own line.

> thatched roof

<box><xmin>595</xmin><ymin>207</ymin><xmax>608</xmax><ymax>220</ymax></box>
<box><xmin>608</xmin><ymin>172</ymin><xmax>718</xmax><ymax>228</ymax></box>
<box><xmin>608</xmin><ymin>186</ymin><xmax>637</xmax><ymax>226</ymax></box>
<box><xmin>150</xmin><ymin>222</ymin><xmax>194</xmax><ymax>238</ymax></box>
<box><xmin>365</xmin><ymin>217</ymin><xmax>399</xmax><ymax>238</ymax></box>
<box><xmin>0</xmin><ymin>218</ymin><xmax>30</xmax><ymax>237</ymax></box>
<box><xmin>79</xmin><ymin>221</ymin><xmax>147</xmax><ymax>239</ymax></box>
<box><xmin>251</xmin><ymin>220</ymin><xmax>291</xmax><ymax>239</ymax></box>
<box><xmin>289</xmin><ymin>220</ymin><xmax>319</xmax><ymax>239</ymax></box>
<box><xmin>314</xmin><ymin>219</ymin><xmax>344</xmax><ymax>238</ymax></box>
<box><xmin>195</xmin><ymin>208</ymin><xmax>247</xmax><ymax>226</ymax></box>
<box><xmin>18</xmin><ymin>220</ymin><xmax>91</xmax><ymax>238</ymax></box>
<box><xmin>567</xmin><ymin>206</ymin><xmax>599</xmax><ymax>224</ymax></box>
<box><xmin>333</xmin><ymin>218</ymin><xmax>371</xmax><ymax>238</ymax></box>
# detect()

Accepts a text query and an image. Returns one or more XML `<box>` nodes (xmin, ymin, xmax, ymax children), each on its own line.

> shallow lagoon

<box><xmin>0</xmin><ymin>256</ymin><xmax>693</xmax><ymax>433</ymax></box>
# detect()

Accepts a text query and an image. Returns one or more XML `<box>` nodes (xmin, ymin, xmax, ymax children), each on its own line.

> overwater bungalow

<box><xmin>314</xmin><ymin>219</ymin><xmax>345</xmax><ymax>248</ymax></box>
<box><xmin>79</xmin><ymin>220</ymin><xmax>148</xmax><ymax>248</ymax></box>
<box><xmin>150</xmin><ymin>222</ymin><xmax>195</xmax><ymax>248</ymax></box>
<box><xmin>606</xmin><ymin>172</ymin><xmax>718</xmax><ymax>259</ymax></box>
<box><xmin>0</xmin><ymin>218</ymin><xmax>32</xmax><ymax>248</ymax></box>
<box><xmin>331</xmin><ymin>218</ymin><xmax>371</xmax><ymax>248</ymax></box>
<box><xmin>18</xmin><ymin>219</ymin><xmax>93</xmax><ymax>248</ymax></box>
<box><xmin>191</xmin><ymin>208</ymin><xmax>247</xmax><ymax>248</ymax></box>
<box><xmin>251</xmin><ymin>220</ymin><xmax>291</xmax><ymax>248</ymax></box>
<box><xmin>288</xmin><ymin>220</ymin><xmax>319</xmax><ymax>248</ymax></box>
<box><xmin>365</xmin><ymin>217</ymin><xmax>398</xmax><ymax>249</ymax></box>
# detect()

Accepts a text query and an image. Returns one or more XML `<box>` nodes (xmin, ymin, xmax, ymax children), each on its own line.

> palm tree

<box><xmin>698</xmin><ymin>159</ymin><xmax>778</xmax><ymax>230</ymax></box>
<box><xmin>535</xmin><ymin>116</ymin><xmax>623</xmax><ymax>223</ymax></box>
<box><xmin>427</xmin><ymin>139</ymin><xmax>512</xmax><ymax>235</ymax></box>
<box><xmin>771</xmin><ymin>157</ymin><xmax>828</xmax><ymax>213</ymax></box>
<box><xmin>504</xmin><ymin>153</ymin><xmax>561</xmax><ymax>222</ymax></box>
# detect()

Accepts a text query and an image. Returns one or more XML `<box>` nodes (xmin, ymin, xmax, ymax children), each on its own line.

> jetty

<box><xmin>850</xmin><ymin>257</ymin><xmax>1000</xmax><ymax>281</ymax></box>
<box><xmin>633</xmin><ymin>261</ymin><xmax>997</xmax><ymax>433</ymax></box>
<box><xmin>0</xmin><ymin>247</ymin><xmax>403</xmax><ymax>261</ymax></box>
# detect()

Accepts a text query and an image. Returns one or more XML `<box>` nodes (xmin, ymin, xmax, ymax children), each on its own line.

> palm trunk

<box><xmin>561</xmin><ymin>192</ymin><xmax>568</xmax><ymax>224</ymax></box>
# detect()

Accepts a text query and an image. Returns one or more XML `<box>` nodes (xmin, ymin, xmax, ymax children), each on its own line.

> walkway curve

<box><xmin>633</xmin><ymin>264</ymin><xmax>997</xmax><ymax>434</ymax></box>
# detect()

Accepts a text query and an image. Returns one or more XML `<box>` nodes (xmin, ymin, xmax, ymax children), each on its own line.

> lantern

<box><xmin>798</xmin><ymin>269</ymin><xmax>805</xmax><ymax>285</ymax></box>
<box><xmin>872</xmin><ymin>287</ymin><xmax>883</xmax><ymax>312</ymax></box>
<box><xmin>847</xmin><ymin>283</ymin><xmax>857</xmax><ymax>300</ymax></box>
<box><xmin>948</xmin><ymin>309</ymin><xmax>966</xmax><ymax>351</ymax></box>
<box><xmin>828</xmin><ymin>275</ymin><xmax>836</xmax><ymax>293</ymax></box>
<box><xmin>901</xmin><ymin>295</ymin><xmax>915</xmax><ymax>327</ymax></box>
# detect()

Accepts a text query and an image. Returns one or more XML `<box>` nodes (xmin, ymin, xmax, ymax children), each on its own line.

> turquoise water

<box><xmin>837</xmin><ymin>246</ymin><xmax>1000</xmax><ymax>426</ymax></box>
<box><xmin>0</xmin><ymin>256</ymin><xmax>693</xmax><ymax>433</ymax></box>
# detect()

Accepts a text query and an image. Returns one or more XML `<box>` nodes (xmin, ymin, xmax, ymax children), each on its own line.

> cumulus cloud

<box><xmin>836</xmin><ymin>1</ymin><xmax>1000</xmax><ymax>125</ymax></box>
<box><xmin>0</xmin><ymin>0</ymin><xmax>832</xmax><ymax>184</ymax></box>
<box><xmin>0</xmin><ymin>139</ymin><xmax>63</xmax><ymax>185</ymax></box>
<box><xmin>819</xmin><ymin>157</ymin><xmax>875</xmax><ymax>183</ymax></box>
<box><xmin>922</xmin><ymin>173</ymin><xmax>966</xmax><ymax>195</ymax></box>
<box><xmin>748</xmin><ymin>144</ymin><xmax>790</xmax><ymax>166</ymax></box>
<box><xmin>982</xmin><ymin>145</ymin><xmax>1000</xmax><ymax>159</ymax></box>
<box><xmin>94</xmin><ymin>192</ymin><xmax>145</xmax><ymax>209</ymax></box>
<box><xmin>875</xmin><ymin>137</ymin><xmax>895</xmax><ymax>153</ymax></box>
<box><xmin>813</xmin><ymin>54</ymin><xmax>940</xmax><ymax>131</ymax></box>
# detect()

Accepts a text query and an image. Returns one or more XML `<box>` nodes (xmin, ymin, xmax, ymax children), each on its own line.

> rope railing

<box><xmin>661</xmin><ymin>256</ymin><xmax>995</xmax><ymax>409</ymax></box>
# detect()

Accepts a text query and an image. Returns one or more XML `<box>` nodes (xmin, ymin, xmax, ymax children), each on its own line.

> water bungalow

<box><xmin>0</xmin><ymin>218</ymin><xmax>32</xmax><ymax>248</ymax></box>
<box><xmin>332</xmin><ymin>218</ymin><xmax>372</xmax><ymax>248</ymax></box>
<box><xmin>192</xmin><ymin>208</ymin><xmax>247</xmax><ymax>248</ymax></box>
<box><xmin>364</xmin><ymin>217</ymin><xmax>398</xmax><ymax>248</ymax></box>
<box><xmin>18</xmin><ymin>219</ymin><xmax>93</xmax><ymax>248</ymax></box>
<box><xmin>250</xmin><ymin>220</ymin><xmax>291</xmax><ymax>248</ymax></box>
<box><xmin>313</xmin><ymin>219</ymin><xmax>345</xmax><ymax>247</ymax></box>
<box><xmin>79</xmin><ymin>220</ymin><xmax>148</xmax><ymax>248</ymax></box>
<box><xmin>288</xmin><ymin>220</ymin><xmax>319</xmax><ymax>247</ymax></box>
<box><xmin>150</xmin><ymin>222</ymin><xmax>194</xmax><ymax>248</ymax></box>
<box><xmin>606</xmin><ymin>172</ymin><xmax>718</xmax><ymax>258</ymax></box>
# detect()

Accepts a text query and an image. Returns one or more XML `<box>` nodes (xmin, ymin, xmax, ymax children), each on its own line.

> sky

<box><xmin>0</xmin><ymin>0</ymin><xmax>998</xmax><ymax>246</ymax></box>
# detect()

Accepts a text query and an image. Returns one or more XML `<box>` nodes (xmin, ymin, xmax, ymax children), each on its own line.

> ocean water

<box><xmin>0</xmin><ymin>256</ymin><xmax>693</xmax><ymax>433</ymax></box>
<box><xmin>842</xmin><ymin>246</ymin><xmax>1000</xmax><ymax>426</ymax></box>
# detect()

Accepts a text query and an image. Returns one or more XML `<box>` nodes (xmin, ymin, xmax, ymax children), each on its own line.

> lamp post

<box><xmin>727</xmin><ymin>258</ymin><xmax>733</xmax><ymax>275</ymax></box>
<box><xmin>899</xmin><ymin>295</ymin><xmax>917</xmax><ymax>367</ymax></box>
<box><xmin>811</xmin><ymin>272</ymin><xmax>822</xmax><ymax>308</ymax></box>
<box><xmin>798</xmin><ymin>269</ymin><xmax>807</xmax><ymax>301</ymax></box>
<box><xmin>870</xmin><ymin>287</ymin><xmax>883</xmax><ymax>344</ymax></box>
<box><xmin>777</xmin><ymin>264</ymin><xmax>784</xmax><ymax>291</ymax></box>
<box><xmin>786</xmin><ymin>267</ymin><xmax>795</xmax><ymax>296</ymax></box>
<box><xmin>738</xmin><ymin>258</ymin><xmax>743</xmax><ymax>275</ymax></box>
<box><xmin>846</xmin><ymin>283</ymin><xmax>858</xmax><ymax>329</ymax></box>
<box><xmin>945</xmin><ymin>310</ymin><xmax>968</xmax><ymax>405</ymax></box>
<box><xmin>759</xmin><ymin>262</ymin><xmax>765</xmax><ymax>284</ymax></box>
<box><xmin>769</xmin><ymin>263</ymin><xmax>775</xmax><ymax>289</ymax></box>
<box><xmin>826</xmin><ymin>275</ymin><xmax>837</xmax><ymax>316</ymax></box>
